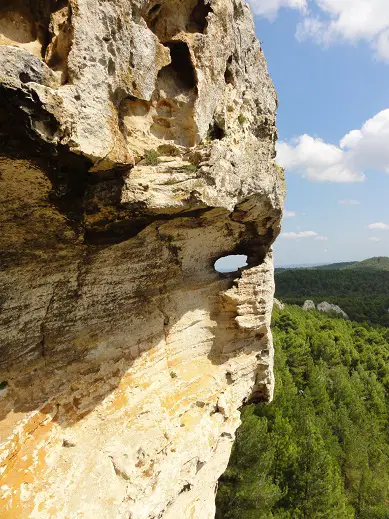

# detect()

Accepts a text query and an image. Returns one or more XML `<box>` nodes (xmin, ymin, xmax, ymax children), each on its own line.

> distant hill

<box><xmin>314</xmin><ymin>261</ymin><xmax>356</xmax><ymax>270</ymax></box>
<box><xmin>344</xmin><ymin>257</ymin><xmax>389</xmax><ymax>271</ymax></box>
<box><xmin>291</xmin><ymin>257</ymin><xmax>389</xmax><ymax>272</ymax></box>
<box><xmin>275</xmin><ymin>265</ymin><xmax>389</xmax><ymax>326</ymax></box>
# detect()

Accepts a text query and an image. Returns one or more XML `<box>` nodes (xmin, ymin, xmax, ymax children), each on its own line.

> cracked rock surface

<box><xmin>0</xmin><ymin>0</ymin><xmax>285</xmax><ymax>517</ymax></box>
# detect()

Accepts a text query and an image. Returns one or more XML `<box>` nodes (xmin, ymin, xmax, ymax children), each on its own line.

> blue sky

<box><xmin>249</xmin><ymin>1</ymin><xmax>389</xmax><ymax>266</ymax></box>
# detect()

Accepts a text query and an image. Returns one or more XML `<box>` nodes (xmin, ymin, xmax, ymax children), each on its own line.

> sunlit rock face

<box><xmin>0</xmin><ymin>0</ymin><xmax>285</xmax><ymax>517</ymax></box>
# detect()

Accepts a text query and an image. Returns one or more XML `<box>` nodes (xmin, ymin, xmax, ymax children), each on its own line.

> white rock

<box><xmin>317</xmin><ymin>302</ymin><xmax>349</xmax><ymax>319</ymax></box>
<box><xmin>302</xmin><ymin>300</ymin><xmax>316</xmax><ymax>311</ymax></box>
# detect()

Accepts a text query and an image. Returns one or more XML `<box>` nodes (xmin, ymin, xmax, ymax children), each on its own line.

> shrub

<box><xmin>144</xmin><ymin>149</ymin><xmax>160</xmax><ymax>165</ymax></box>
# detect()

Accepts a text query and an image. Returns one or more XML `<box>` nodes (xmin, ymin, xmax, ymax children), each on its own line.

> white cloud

<box><xmin>277</xmin><ymin>135</ymin><xmax>365</xmax><ymax>183</ymax></box>
<box><xmin>277</xmin><ymin>110</ymin><xmax>389</xmax><ymax>182</ymax></box>
<box><xmin>281</xmin><ymin>231</ymin><xmax>328</xmax><ymax>240</ymax></box>
<box><xmin>340</xmin><ymin>110</ymin><xmax>389</xmax><ymax>172</ymax></box>
<box><xmin>339</xmin><ymin>199</ymin><xmax>360</xmax><ymax>205</ymax></box>
<box><xmin>375</xmin><ymin>29</ymin><xmax>389</xmax><ymax>61</ymax></box>
<box><xmin>281</xmin><ymin>231</ymin><xmax>318</xmax><ymax>239</ymax></box>
<box><xmin>284</xmin><ymin>210</ymin><xmax>296</xmax><ymax>218</ymax></box>
<box><xmin>369</xmin><ymin>237</ymin><xmax>382</xmax><ymax>242</ymax></box>
<box><xmin>297</xmin><ymin>1</ymin><xmax>389</xmax><ymax>61</ymax></box>
<box><xmin>367</xmin><ymin>222</ymin><xmax>389</xmax><ymax>230</ymax></box>
<box><xmin>248</xmin><ymin>0</ymin><xmax>306</xmax><ymax>20</ymax></box>
<box><xmin>250</xmin><ymin>0</ymin><xmax>389</xmax><ymax>62</ymax></box>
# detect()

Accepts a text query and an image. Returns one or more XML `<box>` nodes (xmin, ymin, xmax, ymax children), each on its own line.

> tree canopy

<box><xmin>275</xmin><ymin>269</ymin><xmax>389</xmax><ymax>326</ymax></box>
<box><xmin>216</xmin><ymin>306</ymin><xmax>389</xmax><ymax>519</ymax></box>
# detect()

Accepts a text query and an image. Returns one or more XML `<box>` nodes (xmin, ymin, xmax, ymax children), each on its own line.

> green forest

<box><xmin>275</xmin><ymin>269</ymin><xmax>389</xmax><ymax>326</ymax></box>
<box><xmin>314</xmin><ymin>257</ymin><xmax>389</xmax><ymax>272</ymax></box>
<box><xmin>216</xmin><ymin>305</ymin><xmax>389</xmax><ymax>519</ymax></box>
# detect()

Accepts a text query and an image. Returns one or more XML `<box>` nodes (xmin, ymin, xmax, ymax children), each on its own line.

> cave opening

<box><xmin>0</xmin><ymin>0</ymin><xmax>72</xmax><ymax>83</ymax></box>
<box><xmin>162</xmin><ymin>41</ymin><xmax>197</xmax><ymax>90</ymax></box>
<box><xmin>148</xmin><ymin>3</ymin><xmax>161</xmax><ymax>17</ymax></box>
<box><xmin>208</xmin><ymin>120</ymin><xmax>225</xmax><ymax>140</ymax></box>
<box><xmin>0</xmin><ymin>0</ymin><xmax>50</xmax><ymax>59</ymax></box>
<box><xmin>144</xmin><ymin>2</ymin><xmax>161</xmax><ymax>34</ymax></box>
<box><xmin>214</xmin><ymin>254</ymin><xmax>248</xmax><ymax>273</ymax></box>
<box><xmin>186</xmin><ymin>0</ymin><xmax>212</xmax><ymax>33</ymax></box>
<box><xmin>224</xmin><ymin>56</ymin><xmax>234</xmax><ymax>85</ymax></box>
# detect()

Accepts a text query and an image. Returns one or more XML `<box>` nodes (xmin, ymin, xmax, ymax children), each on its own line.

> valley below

<box><xmin>216</xmin><ymin>257</ymin><xmax>389</xmax><ymax>518</ymax></box>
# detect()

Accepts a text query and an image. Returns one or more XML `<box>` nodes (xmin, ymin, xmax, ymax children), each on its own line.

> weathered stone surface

<box><xmin>302</xmin><ymin>300</ymin><xmax>316</xmax><ymax>311</ymax></box>
<box><xmin>0</xmin><ymin>0</ymin><xmax>284</xmax><ymax>517</ymax></box>
<box><xmin>317</xmin><ymin>302</ymin><xmax>349</xmax><ymax>319</ymax></box>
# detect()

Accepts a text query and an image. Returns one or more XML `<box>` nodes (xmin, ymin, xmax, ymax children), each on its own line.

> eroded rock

<box><xmin>302</xmin><ymin>300</ymin><xmax>316</xmax><ymax>311</ymax></box>
<box><xmin>317</xmin><ymin>301</ymin><xmax>349</xmax><ymax>319</ymax></box>
<box><xmin>0</xmin><ymin>0</ymin><xmax>284</xmax><ymax>517</ymax></box>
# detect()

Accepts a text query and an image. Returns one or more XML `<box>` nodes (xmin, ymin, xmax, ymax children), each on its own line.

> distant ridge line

<box><xmin>276</xmin><ymin>256</ymin><xmax>389</xmax><ymax>272</ymax></box>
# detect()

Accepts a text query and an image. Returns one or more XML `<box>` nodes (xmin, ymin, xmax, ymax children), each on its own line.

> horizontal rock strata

<box><xmin>0</xmin><ymin>0</ymin><xmax>284</xmax><ymax>517</ymax></box>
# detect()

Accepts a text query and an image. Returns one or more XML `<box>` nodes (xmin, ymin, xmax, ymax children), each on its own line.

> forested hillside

<box><xmin>275</xmin><ymin>269</ymin><xmax>389</xmax><ymax>325</ymax></box>
<box><xmin>311</xmin><ymin>257</ymin><xmax>389</xmax><ymax>271</ymax></box>
<box><xmin>216</xmin><ymin>306</ymin><xmax>389</xmax><ymax>519</ymax></box>
<box><xmin>313</xmin><ymin>261</ymin><xmax>355</xmax><ymax>270</ymax></box>
<box><xmin>344</xmin><ymin>257</ymin><xmax>389</xmax><ymax>271</ymax></box>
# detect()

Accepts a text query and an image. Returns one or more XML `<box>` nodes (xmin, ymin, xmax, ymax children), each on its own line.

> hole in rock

<box><xmin>224</xmin><ymin>56</ymin><xmax>234</xmax><ymax>85</ymax></box>
<box><xmin>0</xmin><ymin>0</ymin><xmax>72</xmax><ymax>83</ymax></box>
<box><xmin>148</xmin><ymin>3</ymin><xmax>161</xmax><ymax>17</ymax></box>
<box><xmin>208</xmin><ymin>121</ymin><xmax>225</xmax><ymax>140</ymax></box>
<box><xmin>120</xmin><ymin>39</ymin><xmax>198</xmax><ymax>148</ymax></box>
<box><xmin>0</xmin><ymin>0</ymin><xmax>44</xmax><ymax>58</ymax></box>
<box><xmin>0</xmin><ymin>381</ymin><xmax>8</xmax><ymax>391</ymax></box>
<box><xmin>0</xmin><ymin>1</ymin><xmax>38</xmax><ymax>44</ymax></box>
<box><xmin>144</xmin><ymin>2</ymin><xmax>162</xmax><ymax>34</ymax></box>
<box><xmin>249</xmin><ymin>385</ymin><xmax>270</xmax><ymax>403</ymax></box>
<box><xmin>186</xmin><ymin>0</ymin><xmax>212</xmax><ymax>33</ymax></box>
<box><xmin>214</xmin><ymin>254</ymin><xmax>248</xmax><ymax>273</ymax></box>
<box><xmin>19</xmin><ymin>72</ymin><xmax>32</xmax><ymax>83</ymax></box>
<box><xmin>163</xmin><ymin>41</ymin><xmax>196</xmax><ymax>90</ymax></box>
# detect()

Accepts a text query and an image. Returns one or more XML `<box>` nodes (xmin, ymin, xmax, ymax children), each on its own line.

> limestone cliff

<box><xmin>0</xmin><ymin>0</ymin><xmax>285</xmax><ymax>517</ymax></box>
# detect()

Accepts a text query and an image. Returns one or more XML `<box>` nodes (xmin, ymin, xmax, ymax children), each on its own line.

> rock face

<box><xmin>317</xmin><ymin>302</ymin><xmax>349</xmax><ymax>319</ymax></box>
<box><xmin>303</xmin><ymin>300</ymin><xmax>348</xmax><ymax>319</ymax></box>
<box><xmin>302</xmin><ymin>300</ymin><xmax>316</xmax><ymax>311</ymax></box>
<box><xmin>0</xmin><ymin>1</ymin><xmax>284</xmax><ymax>517</ymax></box>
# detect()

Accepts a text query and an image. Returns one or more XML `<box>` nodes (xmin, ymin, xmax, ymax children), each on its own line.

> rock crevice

<box><xmin>0</xmin><ymin>0</ymin><xmax>284</xmax><ymax>517</ymax></box>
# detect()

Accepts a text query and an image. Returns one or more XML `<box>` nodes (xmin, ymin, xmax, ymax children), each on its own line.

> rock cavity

<box><xmin>0</xmin><ymin>0</ymin><xmax>285</xmax><ymax>517</ymax></box>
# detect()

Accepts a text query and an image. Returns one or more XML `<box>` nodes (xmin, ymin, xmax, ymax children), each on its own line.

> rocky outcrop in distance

<box><xmin>317</xmin><ymin>302</ymin><xmax>349</xmax><ymax>319</ymax></box>
<box><xmin>0</xmin><ymin>0</ymin><xmax>284</xmax><ymax>517</ymax></box>
<box><xmin>302</xmin><ymin>300</ymin><xmax>349</xmax><ymax>319</ymax></box>
<box><xmin>302</xmin><ymin>300</ymin><xmax>316</xmax><ymax>311</ymax></box>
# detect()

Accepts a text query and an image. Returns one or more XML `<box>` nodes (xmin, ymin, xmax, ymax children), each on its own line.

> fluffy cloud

<box><xmin>284</xmin><ymin>210</ymin><xmax>297</xmax><ymax>218</ymax></box>
<box><xmin>277</xmin><ymin>110</ymin><xmax>389</xmax><ymax>182</ymax></box>
<box><xmin>248</xmin><ymin>0</ymin><xmax>306</xmax><ymax>20</ymax></box>
<box><xmin>339</xmin><ymin>199</ymin><xmax>360</xmax><ymax>205</ymax></box>
<box><xmin>281</xmin><ymin>231</ymin><xmax>328</xmax><ymax>240</ymax></box>
<box><xmin>369</xmin><ymin>237</ymin><xmax>382</xmax><ymax>242</ymax></box>
<box><xmin>367</xmin><ymin>222</ymin><xmax>389</xmax><ymax>230</ymax></box>
<box><xmin>297</xmin><ymin>1</ymin><xmax>389</xmax><ymax>61</ymax></box>
<box><xmin>249</xmin><ymin>0</ymin><xmax>389</xmax><ymax>62</ymax></box>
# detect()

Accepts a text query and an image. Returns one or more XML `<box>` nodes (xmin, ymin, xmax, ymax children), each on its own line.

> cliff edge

<box><xmin>0</xmin><ymin>0</ymin><xmax>285</xmax><ymax>517</ymax></box>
